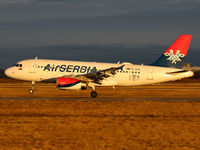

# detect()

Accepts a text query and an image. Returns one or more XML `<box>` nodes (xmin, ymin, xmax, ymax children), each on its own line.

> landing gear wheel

<box><xmin>29</xmin><ymin>81</ymin><xmax>35</xmax><ymax>94</ymax></box>
<box><xmin>29</xmin><ymin>89</ymin><xmax>34</xmax><ymax>94</ymax></box>
<box><xmin>91</xmin><ymin>91</ymin><xmax>97</xmax><ymax>98</ymax></box>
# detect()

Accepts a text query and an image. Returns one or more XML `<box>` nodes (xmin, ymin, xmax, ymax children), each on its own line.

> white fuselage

<box><xmin>5</xmin><ymin>59</ymin><xmax>193</xmax><ymax>86</ymax></box>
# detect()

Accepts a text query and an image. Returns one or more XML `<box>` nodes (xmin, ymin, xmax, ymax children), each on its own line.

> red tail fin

<box><xmin>152</xmin><ymin>35</ymin><xmax>192</xmax><ymax>67</ymax></box>
<box><xmin>164</xmin><ymin>35</ymin><xmax>192</xmax><ymax>56</ymax></box>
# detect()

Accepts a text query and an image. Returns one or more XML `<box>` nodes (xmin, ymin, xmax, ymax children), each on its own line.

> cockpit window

<box><xmin>14</xmin><ymin>64</ymin><xmax>23</xmax><ymax>67</ymax></box>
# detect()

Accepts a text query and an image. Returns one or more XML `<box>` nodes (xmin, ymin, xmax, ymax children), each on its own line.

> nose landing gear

<box><xmin>29</xmin><ymin>88</ymin><xmax>34</xmax><ymax>94</ymax></box>
<box><xmin>29</xmin><ymin>81</ymin><xmax>35</xmax><ymax>94</ymax></box>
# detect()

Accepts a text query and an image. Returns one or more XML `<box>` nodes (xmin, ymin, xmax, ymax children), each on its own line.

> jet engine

<box><xmin>57</xmin><ymin>77</ymin><xmax>87</xmax><ymax>90</ymax></box>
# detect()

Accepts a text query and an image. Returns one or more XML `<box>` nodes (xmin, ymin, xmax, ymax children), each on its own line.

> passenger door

<box><xmin>146</xmin><ymin>69</ymin><xmax>153</xmax><ymax>80</ymax></box>
<box><xmin>29</xmin><ymin>62</ymin><xmax>37</xmax><ymax>73</ymax></box>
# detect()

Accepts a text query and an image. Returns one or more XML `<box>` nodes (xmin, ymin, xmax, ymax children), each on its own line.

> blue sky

<box><xmin>0</xmin><ymin>0</ymin><xmax>200</xmax><ymax>69</ymax></box>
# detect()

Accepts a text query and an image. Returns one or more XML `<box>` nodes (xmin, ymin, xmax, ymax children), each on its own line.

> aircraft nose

<box><xmin>5</xmin><ymin>68</ymin><xmax>14</xmax><ymax>77</ymax></box>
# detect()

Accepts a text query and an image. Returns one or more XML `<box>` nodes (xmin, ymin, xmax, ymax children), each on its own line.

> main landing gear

<box><xmin>91</xmin><ymin>91</ymin><xmax>97</xmax><ymax>98</ymax></box>
<box><xmin>90</xmin><ymin>84</ymin><xmax>97</xmax><ymax>98</ymax></box>
<box><xmin>29</xmin><ymin>81</ymin><xmax>35</xmax><ymax>94</ymax></box>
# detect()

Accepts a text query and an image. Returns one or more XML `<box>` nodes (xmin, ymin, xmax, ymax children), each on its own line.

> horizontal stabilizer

<box><xmin>166</xmin><ymin>70</ymin><xmax>190</xmax><ymax>75</ymax></box>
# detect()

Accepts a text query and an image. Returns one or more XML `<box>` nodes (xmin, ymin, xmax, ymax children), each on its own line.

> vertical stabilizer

<box><xmin>151</xmin><ymin>35</ymin><xmax>192</xmax><ymax>68</ymax></box>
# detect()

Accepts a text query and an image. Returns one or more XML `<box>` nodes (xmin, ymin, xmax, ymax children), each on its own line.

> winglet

<box><xmin>118</xmin><ymin>65</ymin><xmax>125</xmax><ymax>70</ymax></box>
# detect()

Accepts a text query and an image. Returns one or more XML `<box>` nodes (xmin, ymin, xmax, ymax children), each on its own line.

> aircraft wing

<box><xmin>63</xmin><ymin>65</ymin><xmax>124</xmax><ymax>84</ymax></box>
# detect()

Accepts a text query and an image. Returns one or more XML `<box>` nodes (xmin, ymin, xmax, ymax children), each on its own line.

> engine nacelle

<box><xmin>57</xmin><ymin>77</ymin><xmax>87</xmax><ymax>90</ymax></box>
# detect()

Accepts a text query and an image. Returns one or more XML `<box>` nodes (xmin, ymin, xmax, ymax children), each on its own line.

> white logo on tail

<box><xmin>164</xmin><ymin>49</ymin><xmax>185</xmax><ymax>64</ymax></box>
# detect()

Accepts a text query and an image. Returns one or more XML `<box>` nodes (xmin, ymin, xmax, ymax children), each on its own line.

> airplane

<box><xmin>5</xmin><ymin>35</ymin><xmax>193</xmax><ymax>98</ymax></box>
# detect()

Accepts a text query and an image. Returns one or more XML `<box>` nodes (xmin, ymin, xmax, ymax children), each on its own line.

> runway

<box><xmin>0</xmin><ymin>78</ymin><xmax>200</xmax><ymax>149</ymax></box>
<box><xmin>0</xmin><ymin>97</ymin><xmax>200</xmax><ymax>102</ymax></box>
<box><xmin>1</xmin><ymin>78</ymin><xmax>200</xmax><ymax>98</ymax></box>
